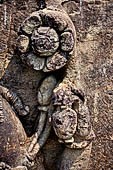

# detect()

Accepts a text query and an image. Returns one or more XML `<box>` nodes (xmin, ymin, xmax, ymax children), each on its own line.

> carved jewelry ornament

<box><xmin>52</xmin><ymin>84</ymin><xmax>95</xmax><ymax>149</ymax></box>
<box><xmin>17</xmin><ymin>9</ymin><xmax>76</xmax><ymax>72</ymax></box>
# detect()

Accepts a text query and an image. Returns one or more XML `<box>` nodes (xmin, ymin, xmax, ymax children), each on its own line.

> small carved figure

<box><xmin>52</xmin><ymin>84</ymin><xmax>94</xmax><ymax>148</ymax></box>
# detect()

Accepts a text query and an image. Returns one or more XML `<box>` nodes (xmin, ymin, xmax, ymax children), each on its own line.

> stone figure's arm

<box><xmin>0</xmin><ymin>85</ymin><xmax>29</xmax><ymax>116</ymax></box>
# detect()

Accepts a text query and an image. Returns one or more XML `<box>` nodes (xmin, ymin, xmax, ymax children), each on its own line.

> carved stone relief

<box><xmin>17</xmin><ymin>7</ymin><xmax>75</xmax><ymax>72</ymax></box>
<box><xmin>0</xmin><ymin>91</ymin><xmax>42</xmax><ymax>170</ymax></box>
<box><xmin>0</xmin><ymin>0</ymin><xmax>95</xmax><ymax>170</ymax></box>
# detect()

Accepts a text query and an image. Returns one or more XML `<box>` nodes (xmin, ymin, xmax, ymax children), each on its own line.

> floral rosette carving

<box><xmin>17</xmin><ymin>9</ymin><xmax>76</xmax><ymax>72</ymax></box>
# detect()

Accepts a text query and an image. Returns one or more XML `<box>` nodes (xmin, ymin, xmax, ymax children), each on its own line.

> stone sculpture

<box><xmin>0</xmin><ymin>0</ymin><xmax>95</xmax><ymax>169</ymax></box>
<box><xmin>0</xmin><ymin>86</ymin><xmax>43</xmax><ymax>170</ymax></box>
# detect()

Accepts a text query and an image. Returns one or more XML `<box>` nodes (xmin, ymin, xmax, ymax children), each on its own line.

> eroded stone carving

<box><xmin>0</xmin><ymin>85</ymin><xmax>29</xmax><ymax>116</ymax></box>
<box><xmin>52</xmin><ymin>84</ymin><xmax>94</xmax><ymax>148</ymax></box>
<box><xmin>17</xmin><ymin>7</ymin><xmax>76</xmax><ymax>72</ymax></box>
<box><xmin>0</xmin><ymin>0</ymin><xmax>95</xmax><ymax>169</ymax></box>
<box><xmin>0</xmin><ymin>93</ymin><xmax>40</xmax><ymax>170</ymax></box>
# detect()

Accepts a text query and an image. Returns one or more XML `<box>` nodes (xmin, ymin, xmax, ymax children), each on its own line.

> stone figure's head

<box><xmin>17</xmin><ymin>9</ymin><xmax>76</xmax><ymax>72</ymax></box>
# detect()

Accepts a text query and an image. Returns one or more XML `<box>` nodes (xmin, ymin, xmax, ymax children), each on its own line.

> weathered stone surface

<box><xmin>0</xmin><ymin>95</ymin><xmax>27</xmax><ymax>167</ymax></box>
<box><xmin>17</xmin><ymin>35</ymin><xmax>29</xmax><ymax>53</ymax></box>
<box><xmin>0</xmin><ymin>0</ymin><xmax>113</xmax><ymax>170</ymax></box>
<box><xmin>52</xmin><ymin>108</ymin><xmax>77</xmax><ymax>140</ymax></box>
<box><xmin>63</xmin><ymin>1</ymin><xmax>113</xmax><ymax>169</ymax></box>
<box><xmin>37</xmin><ymin>75</ymin><xmax>57</xmax><ymax>106</ymax></box>
<box><xmin>59</xmin><ymin>143</ymin><xmax>92</xmax><ymax>170</ymax></box>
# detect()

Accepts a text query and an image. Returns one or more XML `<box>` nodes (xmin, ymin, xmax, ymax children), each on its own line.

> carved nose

<box><xmin>31</xmin><ymin>26</ymin><xmax>59</xmax><ymax>57</ymax></box>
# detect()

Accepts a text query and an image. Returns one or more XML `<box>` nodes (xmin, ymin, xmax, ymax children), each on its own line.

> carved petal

<box><xmin>17</xmin><ymin>35</ymin><xmax>29</xmax><ymax>53</ymax></box>
<box><xmin>40</xmin><ymin>9</ymin><xmax>67</xmax><ymax>32</ymax></box>
<box><xmin>43</xmin><ymin>52</ymin><xmax>68</xmax><ymax>72</ymax></box>
<box><xmin>60</xmin><ymin>32</ymin><xmax>74</xmax><ymax>52</ymax></box>
<box><xmin>26</xmin><ymin>53</ymin><xmax>45</xmax><ymax>71</ymax></box>
<box><xmin>21</xmin><ymin>12</ymin><xmax>42</xmax><ymax>34</ymax></box>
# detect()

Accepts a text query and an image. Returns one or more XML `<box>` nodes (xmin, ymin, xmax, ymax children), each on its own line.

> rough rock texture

<box><xmin>0</xmin><ymin>95</ymin><xmax>27</xmax><ymax>167</ymax></box>
<box><xmin>0</xmin><ymin>0</ymin><xmax>113</xmax><ymax>170</ymax></box>
<box><xmin>62</xmin><ymin>1</ymin><xmax>113</xmax><ymax>169</ymax></box>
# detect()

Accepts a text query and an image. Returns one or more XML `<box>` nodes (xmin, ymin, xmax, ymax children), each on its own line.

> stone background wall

<box><xmin>0</xmin><ymin>0</ymin><xmax>113</xmax><ymax>169</ymax></box>
<box><xmin>63</xmin><ymin>1</ymin><xmax>113</xmax><ymax>169</ymax></box>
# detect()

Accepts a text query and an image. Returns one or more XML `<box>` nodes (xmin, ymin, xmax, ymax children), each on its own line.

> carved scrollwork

<box><xmin>17</xmin><ymin>9</ymin><xmax>76</xmax><ymax>72</ymax></box>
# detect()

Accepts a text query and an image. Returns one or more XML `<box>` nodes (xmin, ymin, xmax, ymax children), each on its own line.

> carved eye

<box><xmin>17</xmin><ymin>9</ymin><xmax>76</xmax><ymax>72</ymax></box>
